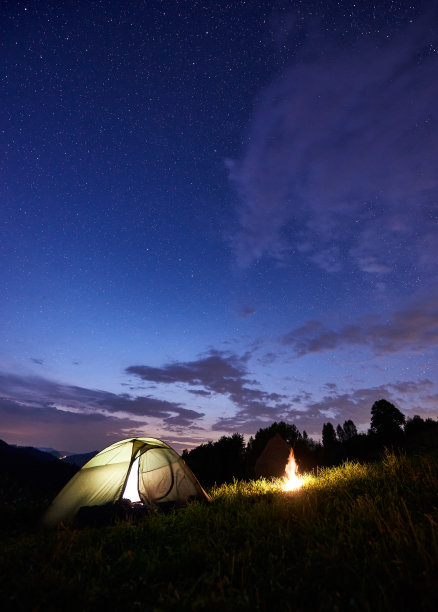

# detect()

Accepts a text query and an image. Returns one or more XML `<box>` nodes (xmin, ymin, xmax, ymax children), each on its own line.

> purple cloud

<box><xmin>282</xmin><ymin>291</ymin><xmax>438</xmax><ymax>356</ymax></box>
<box><xmin>235</xmin><ymin>303</ymin><xmax>257</xmax><ymax>319</ymax></box>
<box><xmin>229</xmin><ymin>14</ymin><xmax>438</xmax><ymax>272</ymax></box>
<box><xmin>30</xmin><ymin>357</ymin><xmax>44</xmax><ymax>365</ymax></box>
<box><xmin>188</xmin><ymin>389</ymin><xmax>212</xmax><ymax>397</ymax></box>
<box><xmin>0</xmin><ymin>397</ymin><xmax>144</xmax><ymax>453</ymax></box>
<box><xmin>212</xmin><ymin>379</ymin><xmax>436</xmax><ymax>438</ymax></box>
<box><xmin>126</xmin><ymin>350</ymin><xmax>251</xmax><ymax>394</ymax></box>
<box><xmin>127</xmin><ymin>350</ymin><xmax>289</xmax><ymax>416</ymax></box>
<box><xmin>0</xmin><ymin>372</ymin><xmax>205</xmax><ymax>440</ymax></box>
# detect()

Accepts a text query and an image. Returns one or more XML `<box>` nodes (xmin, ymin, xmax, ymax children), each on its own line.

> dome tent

<box><xmin>43</xmin><ymin>437</ymin><xmax>210</xmax><ymax>526</ymax></box>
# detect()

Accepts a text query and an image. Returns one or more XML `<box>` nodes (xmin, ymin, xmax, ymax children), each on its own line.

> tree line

<box><xmin>182</xmin><ymin>399</ymin><xmax>438</xmax><ymax>486</ymax></box>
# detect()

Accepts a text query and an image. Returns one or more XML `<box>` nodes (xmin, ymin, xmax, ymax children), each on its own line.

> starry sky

<box><xmin>1</xmin><ymin>1</ymin><xmax>438</xmax><ymax>454</ymax></box>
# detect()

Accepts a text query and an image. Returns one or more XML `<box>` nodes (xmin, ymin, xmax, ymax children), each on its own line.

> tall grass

<box><xmin>1</xmin><ymin>452</ymin><xmax>437</xmax><ymax>611</ymax></box>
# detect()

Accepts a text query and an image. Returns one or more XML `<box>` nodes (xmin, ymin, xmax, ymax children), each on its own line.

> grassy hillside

<box><xmin>1</xmin><ymin>452</ymin><xmax>437</xmax><ymax>611</ymax></box>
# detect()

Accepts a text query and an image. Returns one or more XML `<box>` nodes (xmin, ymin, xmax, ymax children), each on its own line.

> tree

<box><xmin>342</xmin><ymin>420</ymin><xmax>358</xmax><ymax>440</ymax></box>
<box><xmin>182</xmin><ymin>433</ymin><xmax>245</xmax><ymax>485</ymax></box>
<box><xmin>214</xmin><ymin>433</ymin><xmax>245</xmax><ymax>482</ymax></box>
<box><xmin>336</xmin><ymin>424</ymin><xmax>346</xmax><ymax>443</ymax></box>
<box><xmin>370</xmin><ymin>399</ymin><xmax>405</xmax><ymax>444</ymax></box>
<box><xmin>322</xmin><ymin>422</ymin><xmax>339</xmax><ymax>465</ymax></box>
<box><xmin>404</xmin><ymin>415</ymin><xmax>438</xmax><ymax>450</ymax></box>
<box><xmin>404</xmin><ymin>415</ymin><xmax>426</xmax><ymax>438</ymax></box>
<box><xmin>322</xmin><ymin>423</ymin><xmax>337</xmax><ymax>449</ymax></box>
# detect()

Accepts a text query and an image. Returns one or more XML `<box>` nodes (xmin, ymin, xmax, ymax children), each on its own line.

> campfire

<box><xmin>283</xmin><ymin>448</ymin><xmax>303</xmax><ymax>491</ymax></box>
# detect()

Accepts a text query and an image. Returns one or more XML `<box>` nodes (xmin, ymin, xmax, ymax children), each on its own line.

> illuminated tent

<box><xmin>43</xmin><ymin>437</ymin><xmax>209</xmax><ymax>525</ymax></box>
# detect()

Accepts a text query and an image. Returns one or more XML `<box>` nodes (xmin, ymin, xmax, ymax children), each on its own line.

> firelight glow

<box><xmin>283</xmin><ymin>449</ymin><xmax>302</xmax><ymax>492</ymax></box>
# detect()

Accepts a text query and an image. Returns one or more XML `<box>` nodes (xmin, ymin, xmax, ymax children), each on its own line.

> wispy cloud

<box><xmin>125</xmin><ymin>345</ymin><xmax>438</xmax><ymax>437</ymax></box>
<box><xmin>126</xmin><ymin>349</ymin><xmax>288</xmax><ymax>419</ymax></box>
<box><xmin>229</xmin><ymin>13</ymin><xmax>438</xmax><ymax>272</ymax></box>
<box><xmin>0</xmin><ymin>396</ymin><xmax>144</xmax><ymax>452</ymax></box>
<box><xmin>1</xmin><ymin>362</ymin><xmax>434</xmax><ymax>450</ymax></box>
<box><xmin>212</xmin><ymin>379</ymin><xmax>436</xmax><ymax>437</ymax></box>
<box><xmin>188</xmin><ymin>389</ymin><xmax>212</xmax><ymax>397</ymax></box>
<box><xmin>0</xmin><ymin>371</ymin><xmax>205</xmax><ymax>450</ymax></box>
<box><xmin>282</xmin><ymin>292</ymin><xmax>438</xmax><ymax>356</ymax></box>
<box><xmin>30</xmin><ymin>357</ymin><xmax>44</xmax><ymax>365</ymax></box>
<box><xmin>126</xmin><ymin>350</ymin><xmax>251</xmax><ymax>393</ymax></box>
<box><xmin>235</xmin><ymin>303</ymin><xmax>257</xmax><ymax>319</ymax></box>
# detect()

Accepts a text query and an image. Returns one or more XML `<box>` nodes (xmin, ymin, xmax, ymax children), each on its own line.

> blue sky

<box><xmin>1</xmin><ymin>1</ymin><xmax>438</xmax><ymax>453</ymax></box>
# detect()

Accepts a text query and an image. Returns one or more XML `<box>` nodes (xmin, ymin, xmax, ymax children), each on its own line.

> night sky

<box><xmin>2</xmin><ymin>1</ymin><xmax>438</xmax><ymax>454</ymax></box>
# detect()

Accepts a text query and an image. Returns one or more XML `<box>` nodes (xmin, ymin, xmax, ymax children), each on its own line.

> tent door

<box><xmin>122</xmin><ymin>455</ymin><xmax>141</xmax><ymax>502</ymax></box>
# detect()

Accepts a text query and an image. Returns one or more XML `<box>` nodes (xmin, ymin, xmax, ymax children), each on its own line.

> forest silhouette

<box><xmin>183</xmin><ymin>399</ymin><xmax>438</xmax><ymax>486</ymax></box>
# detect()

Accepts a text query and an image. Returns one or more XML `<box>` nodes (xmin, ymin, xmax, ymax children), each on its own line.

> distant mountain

<box><xmin>0</xmin><ymin>440</ymin><xmax>97</xmax><ymax>467</ymax></box>
<box><xmin>0</xmin><ymin>439</ymin><xmax>79</xmax><ymax>502</ymax></box>
<box><xmin>0</xmin><ymin>440</ymin><xmax>59</xmax><ymax>464</ymax></box>
<box><xmin>1</xmin><ymin>441</ymin><xmax>95</xmax><ymax>462</ymax></box>
<box><xmin>36</xmin><ymin>447</ymin><xmax>74</xmax><ymax>459</ymax></box>
<box><xmin>62</xmin><ymin>451</ymin><xmax>98</xmax><ymax>467</ymax></box>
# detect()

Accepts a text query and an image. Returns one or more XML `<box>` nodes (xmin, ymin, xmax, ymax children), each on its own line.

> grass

<box><xmin>1</xmin><ymin>451</ymin><xmax>438</xmax><ymax>611</ymax></box>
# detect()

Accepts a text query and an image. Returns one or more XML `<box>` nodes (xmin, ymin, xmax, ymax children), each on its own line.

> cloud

<box><xmin>235</xmin><ymin>303</ymin><xmax>257</xmax><ymax>319</ymax></box>
<box><xmin>127</xmin><ymin>349</ymin><xmax>289</xmax><ymax>418</ymax></box>
<box><xmin>188</xmin><ymin>389</ymin><xmax>212</xmax><ymax>397</ymax></box>
<box><xmin>2</xmin><ymin>365</ymin><xmax>435</xmax><ymax>451</ymax></box>
<box><xmin>389</xmin><ymin>380</ymin><xmax>434</xmax><ymax>395</ymax></box>
<box><xmin>229</xmin><ymin>12</ymin><xmax>438</xmax><ymax>272</ymax></box>
<box><xmin>211</xmin><ymin>379</ymin><xmax>437</xmax><ymax>438</ymax></box>
<box><xmin>126</xmin><ymin>350</ymin><xmax>251</xmax><ymax>393</ymax></box>
<box><xmin>282</xmin><ymin>291</ymin><xmax>438</xmax><ymax>356</ymax></box>
<box><xmin>0</xmin><ymin>397</ymin><xmax>144</xmax><ymax>453</ymax></box>
<box><xmin>0</xmin><ymin>371</ymin><xmax>206</xmax><ymax>450</ymax></box>
<box><xmin>126</xmin><ymin>349</ymin><xmax>438</xmax><ymax>437</ymax></box>
<box><xmin>303</xmin><ymin>379</ymin><xmax>437</xmax><ymax>430</ymax></box>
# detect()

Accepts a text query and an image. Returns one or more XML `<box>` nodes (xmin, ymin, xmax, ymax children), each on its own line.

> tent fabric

<box><xmin>43</xmin><ymin>437</ymin><xmax>209</xmax><ymax>525</ymax></box>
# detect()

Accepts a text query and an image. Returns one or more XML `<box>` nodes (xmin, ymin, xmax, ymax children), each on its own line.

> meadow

<box><xmin>1</xmin><ymin>451</ymin><xmax>437</xmax><ymax>611</ymax></box>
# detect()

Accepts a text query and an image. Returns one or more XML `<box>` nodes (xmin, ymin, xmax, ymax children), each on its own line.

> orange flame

<box><xmin>283</xmin><ymin>448</ymin><xmax>302</xmax><ymax>491</ymax></box>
